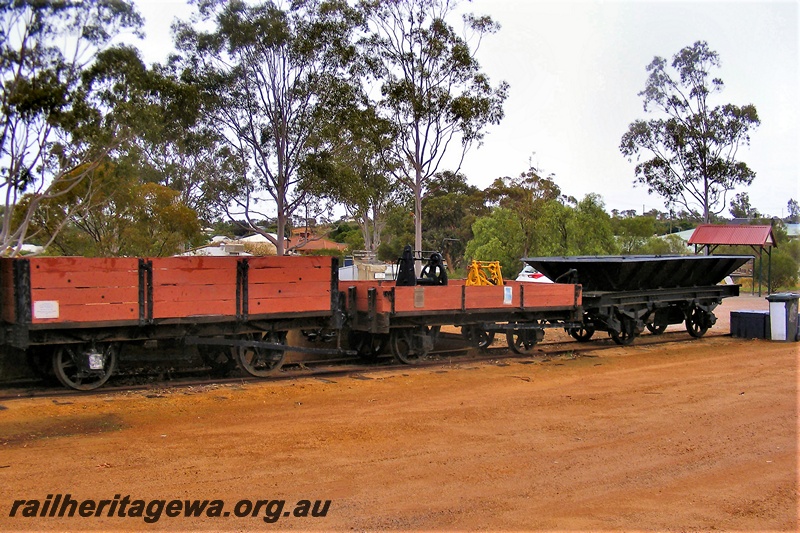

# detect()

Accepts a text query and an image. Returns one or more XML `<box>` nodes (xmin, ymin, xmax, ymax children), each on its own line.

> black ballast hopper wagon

<box><xmin>521</xmin><ymin>255</ymin><xmax>751</xmax><ymax>345</ymax></box>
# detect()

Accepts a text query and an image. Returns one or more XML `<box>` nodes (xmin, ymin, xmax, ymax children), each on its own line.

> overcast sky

<box><xmin>130</xmin><ymin>0</ymin><xmax>799</xmax><ymax>218</ymax></box>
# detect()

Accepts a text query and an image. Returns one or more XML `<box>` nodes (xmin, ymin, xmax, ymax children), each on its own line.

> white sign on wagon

<box><xmin>33</xmin><ymin>300</ymin><xmax>60</xmax><ymax>319</ymax></box>
<box><xmin>503</xmin><ymin>286</ymin><xmax>513</xmax><ymax>305</ymax></box>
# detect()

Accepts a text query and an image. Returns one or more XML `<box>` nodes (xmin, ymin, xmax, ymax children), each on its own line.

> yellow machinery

<box><xmin>465</xmin><ymin>260</ymin><xmax>503</xmax><ymax>286</ymax></box>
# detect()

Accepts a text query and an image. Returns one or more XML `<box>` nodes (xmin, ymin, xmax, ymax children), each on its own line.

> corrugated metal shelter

<box><xmin>688</xmin><ymin>224</ymin><xmax>777</xmax><ymax>295</ymax></box>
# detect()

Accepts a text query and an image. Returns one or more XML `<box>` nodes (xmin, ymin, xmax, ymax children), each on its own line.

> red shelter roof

<box><xmin>688</xmin><ymin>224</ymin><xmax>777</xmax><ymax>247</ymax></box>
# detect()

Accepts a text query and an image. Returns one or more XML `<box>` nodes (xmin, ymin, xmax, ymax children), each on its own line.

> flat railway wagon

<box><xmin>345</xmin><ymin>278</ymin><xmax>582</xmax><ymax>362</ymax></box>
<box><xmin>522</xmin><ymin>255</ymin><xmax>751</xmax><ymax>345</ymax></box>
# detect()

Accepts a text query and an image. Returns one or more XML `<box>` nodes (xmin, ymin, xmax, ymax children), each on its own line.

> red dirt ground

<box><xmin>0</xmin><ymin>294</ymin><xmax>797</xmax><ymax>531</ymax></box>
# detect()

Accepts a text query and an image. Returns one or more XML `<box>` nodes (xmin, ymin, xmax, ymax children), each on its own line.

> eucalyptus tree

<box><xmin>173</xmin><ymin>0</ymin><xmax>363</xmax><ymax>255</ymax></box>
<box><xmin>361</xmin><ymin>0</ymin><xmax>508</xmax><ymax>255</ymax></box>
<box><xmin>484</xmin><ymin>168</ymin><xmax>562</xmax><ymax>257</ymax></box>
<box><xmin>620</xmin><ymin>41</ymin><xmax>760</xmax><ymax>223</ymax></box>
<box><xmin>728</xmin><ymin>192</ymin><xmax>759</xmax><ymax>219</ymax></box>
<box><xmin>788</xmin><ymin>199</ymin><xmax>800</xmax><ymax>224</ymax></box>
<box><xmin>421</xmin><ymin>171</ymin><xmax>487</xmax><ymax>271</ymax></box>
<box><xmin>0</xmin><ymin>0</ymin><xmax>143</xmax><ymax>255</ymax></box>
<box><xmin>300</xmin><ymin>102</ymin><xmax>399</xmax><ymax>253</ymax></box>
<box><xmin>122</xmin><ymin>60</ymin><xmax>242</xmax><ymax>222</ymax></box>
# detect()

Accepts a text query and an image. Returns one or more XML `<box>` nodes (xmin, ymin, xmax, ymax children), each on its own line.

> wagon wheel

<box><xmin>685</xmin><ymin>308</ymin><xmax>711</xmax><ymax>338</ymax></box>
<box><xmin>506</xmin><ymin>328</ymin><xmax>541</xmax><ymax>355</ymax></box>
<box><xmin>236</xmin><ymin>331</ymin><xmax>287</xmax><ymax>377</ymax></box>
<box><xmin>609</xmin><ymin>318</ymin><xmax>637</xmax><ymax>346</ymax></box>
<box><xmin>198</xmin><ymin>344</ymin><xmax>237</xmax><ymax>377</ymax></box>
<box><xmin>390</xmin><ymin>327</ymin><xmax>435</xmax><ymax>364</ymax></box>
<box><xmin>569</xmin><ymin>326</ymin><xmax>595</xmax><ymax>342</ymax></box>
<box><xmin>349</xmin><ymin>331</ymin><xmax>387</xmax><ymax>361</ymax></box>
<box><xmin>645</xmin><ymin>323</ymin><xmax>667</xmax><ymax>335</ymax></box>
<box><xmin>52</xmin><ymin>343</ymin><xmax>118</xmax><ymax>391</ymax></box>
<box><xmin>390</xmin><ymin>328</ymin><xmax>417</xmax><ymax>364</ymax></box>
<box><xmin>461</xmin><ymin>325</ymin><xmax>495</xmax><ymax>350</ymax></box>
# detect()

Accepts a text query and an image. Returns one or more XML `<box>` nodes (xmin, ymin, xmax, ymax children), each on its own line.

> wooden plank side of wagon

<box><xmin>348</xmin><ymin>280</ymin><xmax>581</xmax><ymax>315</ymax></box>
<box><xmin>149</xmin><ymin>256</ymin><xmax>238</xmax><ymax>319</ymax></box>
<box><xmin>27</xmin><ymin>257</ymin><xmax>140</xmax><ymax>324</ymax></box>
<box><xmin>247</xmin><ymin>256</ymin><xmax>335</xmax><ymax>316</ymax></box>
<box><xmin>391</xmin><ymin>285</ymin><xmax>463</xmax><ymax>313</ymax></box>
<box><xmin>345</xmin><ymin>280</ymin><xmax>392</xmax><ymax>314</ymax></box>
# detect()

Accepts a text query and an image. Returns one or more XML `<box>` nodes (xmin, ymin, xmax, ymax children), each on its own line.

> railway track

<box><xmin>0</xmin><ymin>328</ymin><xmax>726</xmax><ymax>401</ymax></box>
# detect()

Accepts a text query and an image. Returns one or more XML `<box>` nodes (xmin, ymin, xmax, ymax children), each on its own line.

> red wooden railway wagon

<box><xmin>0</xmin><ymin>256</ymin><xmax>342</xmax><ymax>390</ymax></box>
<box><xmin>344</xmin><ymin>279</ymin><xmax>583</xmax><ymax>363</ymax></box>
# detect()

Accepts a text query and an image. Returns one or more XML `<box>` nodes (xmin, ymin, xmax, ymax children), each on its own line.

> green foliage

<box><xmin>784</xmin><ymin>238</ymin><xmax>800</xmax><ymax>264</ymax></box>
<box><xmin>729</xmin><ymin>192</ymin><xmax>760</xmax><ymax>219</ymax></box>
<box><xmin>484</xmin><ymin>168</ymin><xmax>562</xmax><ymax>257</ymax></box>
<box><xmin>329</xmin><ymin>222</ymin><xmax>360</xmax><ymax>243</ymax></box>
<box><xmin>328</xmin><ymin>222</ymin><xmax>366</xmax><ymax>251</ymax></box>
<box><xmin>638</xmin><ymin>234</ymin><xmax>690</xmax><ymax>255</ymax></box>
<box><xmin>20</xmin><ymin>164</ymin><xmax>202</xmax><ymax>257</ymax></box>
<box><xmin>788</xmin><ymin>199</ymin><xmax>800</xmax><ymax>224</ymax></box>
<box><xmin>765</xmin><ymin>249</ymin><xmax>799</xmax><ymax>292</ymax></box>
<box><xmin>567</xmin><ymin>194</ymin><xmax>619</xmax><ymax>255</ymax></box>
<box><xmin>376</xmin><ymin>204</ymin><xmax>414</xmax><ymax>261</ymax></box>
<box><xmin>301</xmin><ymin>103</ymin><xmax>398</xmax><ymax>252</ymax></box>
<box><xmin>613</xmin><ymin>216</ymin><xmax>656</xmax><ymax>254</ymax></box>
<box><xmin>465</xmin><ymin>194</ymin><xmax>618</xmax><ymax>272</ymax></box>
<box><xmin>620</xmin><ymin>41</ymin><xmax>760</xmax><ymax>222</ymax></box>
<box><xmin>0</xmin><ymin>0</ymin><xmax>144</xmax><ymax>254</ymax></box>
<box><xmin>301</xmin><ymin>249</ymin><xmax>346</xmax><ymax>261</ymax></box>
<box><xmin>421</xmin><ymin>171</ymin><xmax>488</xmax><ymax>271</ymax></box>
<box><xmin>464</xmin><ymin>208</ymin><xmax>523</xmax><ymax>277</ymax></box>
<box><xmin>537</xmin><ymin>194</ymin><xmax>618</xmax><ymax>256</ymax></box>
<box><xmin>536</xmin><ymin>200</ymin><xmax>573</xmax><ymax>255</ymax></box>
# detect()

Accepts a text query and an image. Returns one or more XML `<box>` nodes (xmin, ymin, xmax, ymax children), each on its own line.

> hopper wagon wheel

<box><xmin>685</xmin><ymin>307</ymin><xmax>711</xmax><ymax>338</ymax></box>
<box><xmin>461</xmin><ymin>325</ymin><xmax>495</xmax><ymax>350</ymax></box>
<box><xmin>645</xmin><ymin>323</ymin><xmax>667</xmax><ymax>335</ymax></box>
<box><xmin>569</xmin><ymin>326</ymin><xmax>595</xmax><ymax>342</ymax></box>
<box><xmin>52</xmin><ymin>342</ymin><xmax>118</xmax><ymax>391</ymax></box>
<box><xmin>610</xmin><ymin>318</ymin><xmax>637</xmax><ymax>346</ymax></box>
<box><xmin>506</xmin><ymin>326</ymin><xmax>542</xmax><ymax>355</ymax></box>
<box><xmin>237</xmin><ymin>331</ymin><xmax>287</xmax><ymax>377</ymax></box>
